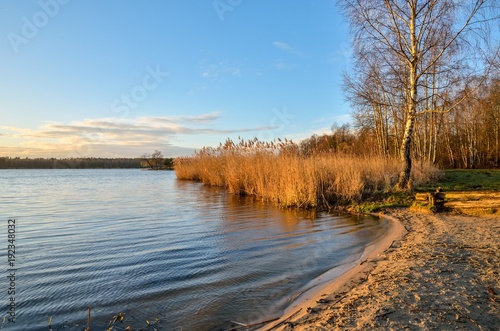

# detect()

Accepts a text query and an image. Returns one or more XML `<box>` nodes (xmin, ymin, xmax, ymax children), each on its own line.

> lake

<box><xmin>0</xmin><ymin>169</ymin><xmax>387</xmax><ymax>330</ymax></box>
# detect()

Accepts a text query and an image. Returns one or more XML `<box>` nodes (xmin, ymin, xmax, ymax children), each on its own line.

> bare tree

<box><xmin>141</xmin><ymin>150</ymin><xmax>164</xmax><ymax>170</ymax></box>
<box><xmin>339</xmin><ymin>0</ymin><xmax>499</xmax><ymax>189</ymax></box>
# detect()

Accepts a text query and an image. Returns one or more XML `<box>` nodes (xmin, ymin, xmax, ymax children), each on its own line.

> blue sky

<box><xmin>0</xmin><ymin>0</ymin><xmax>353</xmax><ymax>158</ymax></box>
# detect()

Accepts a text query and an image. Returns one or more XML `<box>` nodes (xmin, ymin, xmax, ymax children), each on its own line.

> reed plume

<box><xmin>175</xmin><ymin>137</ymin><xmax>439</xmax><ymax>209</ymax></box>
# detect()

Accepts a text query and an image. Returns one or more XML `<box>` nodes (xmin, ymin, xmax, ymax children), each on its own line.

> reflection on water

<box><xmin>0</xmin><ymin>170</ymin><xmax>387</xmax><ymax>331</ymax></box>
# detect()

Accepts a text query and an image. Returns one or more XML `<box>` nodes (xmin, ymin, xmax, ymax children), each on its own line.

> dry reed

<box><xmin>174</xmin><ymin>138</ymin><xmax>439</xmax><ymax>209</ymax></box>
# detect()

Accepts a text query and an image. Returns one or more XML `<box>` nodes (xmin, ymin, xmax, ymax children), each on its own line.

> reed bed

<box><xmin>175</xmin><ymin>138</ymin><xmax>439</xmax><ymax>209</ymax></box>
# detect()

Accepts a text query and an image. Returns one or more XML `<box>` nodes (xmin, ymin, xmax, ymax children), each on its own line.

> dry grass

<box><xmin>174</xmin><ymin>138</ymin><xmax>440</xmax><ymax>209</ymax></box>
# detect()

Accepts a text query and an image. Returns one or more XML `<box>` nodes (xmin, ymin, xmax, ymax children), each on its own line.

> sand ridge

<box><xmin>261</xmin><ymin>210</ymin><xmax>500</xmax><ymax>331</ymax></box>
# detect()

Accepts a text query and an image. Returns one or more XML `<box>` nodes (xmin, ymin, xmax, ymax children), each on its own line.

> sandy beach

<box><xmin>260</xmin><ymin>210</ymin><xmax>500</xmax><ymax>331</ymax></box>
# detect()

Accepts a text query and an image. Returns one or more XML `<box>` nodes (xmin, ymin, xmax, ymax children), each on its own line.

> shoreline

<box><xmin>258</xmin><ymin>210</ymin><xmax>500</xmax><ymax>330</ymax></box>
<box><xmin>257</xmin><ymin>213</ymin><xmax>406</xmax><ymax>331</ymax></box>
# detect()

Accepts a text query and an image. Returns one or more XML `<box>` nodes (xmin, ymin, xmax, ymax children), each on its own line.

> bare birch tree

<box><xmin>339</xmin><ymin>0</ymin><xmax>499</xmax><ymax>189</ymax></box>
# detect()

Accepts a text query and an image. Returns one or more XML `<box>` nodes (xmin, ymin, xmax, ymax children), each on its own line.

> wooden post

<box><xmin>428</xmin><ymin>192</ymin><xmax>436</xmax><ymax>207</ymax></box>
<box><xmin>415</xmin><ymin>188</ymin><xmax>445</xmax><ymax>211</ymax></box>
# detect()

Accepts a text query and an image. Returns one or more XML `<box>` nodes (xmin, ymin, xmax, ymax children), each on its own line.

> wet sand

<box><xmin>260</xmin><ymin>210</ymin><xmax>500</xmax><ymax>331</ymax></box>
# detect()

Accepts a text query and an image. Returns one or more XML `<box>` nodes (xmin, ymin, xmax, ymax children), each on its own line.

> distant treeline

<box><xmin>0</xmin><ymin>157</ymin><xmax>143</xmax><ymax>169</ymax></box>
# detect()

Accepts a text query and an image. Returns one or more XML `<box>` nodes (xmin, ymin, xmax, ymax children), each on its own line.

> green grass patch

<box><xmin>350</xmin><ymin>192</ymin><xmax>414</xmax><ymax>213</ymax></box>
<box><xmin>351</xmin><ymin>169</ymin><xmax>500</xmax><ymax>214</ymax></box>
<box><xmin>417</xmin><ymin>169</ymin><xmax>500</xmax><ymax>192</ymax></box>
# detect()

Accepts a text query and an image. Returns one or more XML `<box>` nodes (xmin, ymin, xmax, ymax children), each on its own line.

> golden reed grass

<box><xmin>174</xmin><ymin>138</ymin><xmax>439</xmax><ymax>209</ymax></box>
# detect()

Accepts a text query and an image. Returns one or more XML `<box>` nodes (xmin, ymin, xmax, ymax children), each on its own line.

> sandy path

<box><xmin>263</xmin><ymin>211</ymin><xmax>500</xmax><ymax>331</ymax></box>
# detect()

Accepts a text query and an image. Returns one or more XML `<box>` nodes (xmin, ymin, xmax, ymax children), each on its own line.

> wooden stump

<box><xmin>415</xmin><ymin>189</ymin><xmax>445</xmax><ymax>211</ymax></box>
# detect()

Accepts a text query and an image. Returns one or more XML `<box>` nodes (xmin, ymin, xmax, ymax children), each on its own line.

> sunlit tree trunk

<box><xmin>339</xmin><ymin>0</ymin><xmax>497</xmax><ymax>187</ymax></box>
<box><xmin>397</xmin><ymin>2</ymin><xmax>418</xmax><ymax>189</ymax></box>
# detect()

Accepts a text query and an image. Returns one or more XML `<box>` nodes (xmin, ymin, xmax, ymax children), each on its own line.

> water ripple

<box><xmin>0</xmin><ymin>169</ymin><xmax>386</xmax><ymax>331</ymax></box>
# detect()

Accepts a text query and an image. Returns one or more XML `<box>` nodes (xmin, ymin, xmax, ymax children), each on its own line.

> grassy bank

<box><xmin>175</xmin><ymin>138</ymin><xmax>440</xmax><ymax>210</ymax></box>
<box><xmin>417</xmin><ymin>169</ymin><xmax>500</xmax><ymax>192</ymax></box>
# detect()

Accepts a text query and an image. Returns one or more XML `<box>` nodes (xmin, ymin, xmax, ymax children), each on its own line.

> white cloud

<box><xmin>273</xmin><ymin>41</ymin><xmax>293</xmax><ymax>52</ymax></box>
<box><xmin>0</xmin><ymin>144</ymin><xmax>196</xmax><ymax>158</ymax></box>
<box><xmin>284</xmin><ymin>126</ymin><xmax>332</xmax><ymax>143</ymax></box>
<box><xmin>0</xmin><ymin>113</ymin><xmax>278</xmax><ymax>158</ymax></box>
<box><xmin>273</xmin><ymin>41</ymin><xmax>305</xmax><ymax>57</ymax></box>
<box><xmin>200</xmin><ymin>61</ymin><xmax>241</xmax><ymax>81</ymax></box>
<box><xmin>283</xmin><ymin>114</ymin><xmax>353</xmax><ymax>143</ymax></box>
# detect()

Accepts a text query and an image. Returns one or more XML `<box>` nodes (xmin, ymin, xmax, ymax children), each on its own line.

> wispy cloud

<box><xmin>273</xmin><ymin>59</ymin><xmax>296</xmax><ymax>71</ymax></box>
<box><xmin>329</xmin><ymin>42</ymin><xmax>354</xmax><ymax>64</ymax></box>
<box><xmin>284</xmin><ymin>126</ymin><xmax>332</xmax><ymax>143</ymax></box>
<box><xmin>283</xmin><ymin>114</ymin><xmax>353</xmax><ymax>143</ymax></box>
<box><xmin>0</xmin><ymin>144</ymin><xmax>196</xmax><ymax>159</ymax></box>
<box><xmin>273</xmin><ymin>41</ymin><xmax>305</xmax><ymax>58</ymax></box>
<box><xmin>146</xmin><ymin>112</ymin><xmax>223</xmax><ymax>124</ymax></box>
<box><xmin>201</xmin><ymin>61</ymin><xmax>241</xmax><ymax>81</ymax></box>
<box><xmin>0</xmin><ymin>113</ymin><xmax>278</xmax><ymax>158</ymax></box>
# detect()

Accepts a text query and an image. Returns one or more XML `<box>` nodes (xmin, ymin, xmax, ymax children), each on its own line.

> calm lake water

<box><xmin>0</xmin><ymin>169</ymin><xmax>387</xmax><ymax>330</ymax></box>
